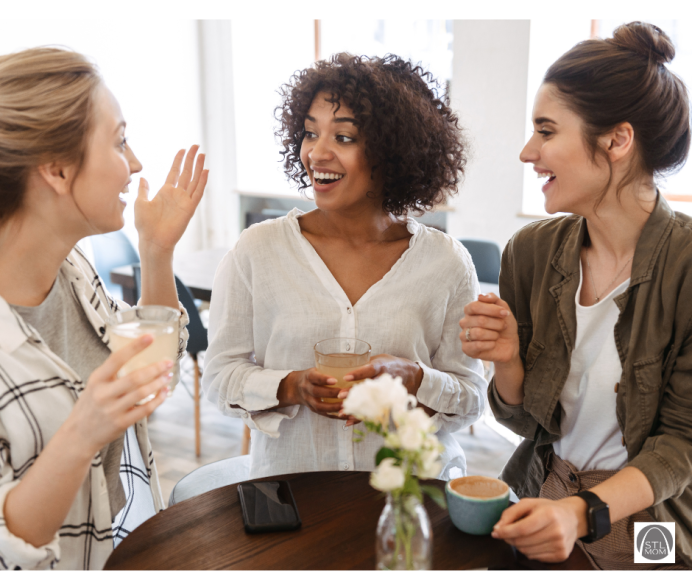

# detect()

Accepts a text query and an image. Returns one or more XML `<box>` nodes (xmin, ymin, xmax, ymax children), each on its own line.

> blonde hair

<box><xmin>0</xmin><ymin>47</ymin><xmax>102</xmax><ymax>223</ymax></box>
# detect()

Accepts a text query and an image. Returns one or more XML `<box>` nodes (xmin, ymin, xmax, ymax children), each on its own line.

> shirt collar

<box><xmin>0</xmin><ymin>296</ymin><xmax>31</xmax><ymax>353</ymax></box>
<box><xmin>0</xmin><ymin>251</ymin><xmax>91</xmax><ymax>354</ymax></box>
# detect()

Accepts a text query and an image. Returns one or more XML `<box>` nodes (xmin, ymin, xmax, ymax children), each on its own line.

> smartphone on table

<box><xmin>237</xmin><ymin>480</ymin><xmax>302</xmax><ymax>533</ymax></box>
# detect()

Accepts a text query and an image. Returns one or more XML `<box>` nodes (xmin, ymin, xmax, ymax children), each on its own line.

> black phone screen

<box><xmin>237</xmin><ymin>481</ymin><xmax>301</xmax><ymax>533</ymax></box>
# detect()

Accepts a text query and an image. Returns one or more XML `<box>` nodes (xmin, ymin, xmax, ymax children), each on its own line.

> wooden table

<box><xmin>110</xmin><ymin>247</ymin><xmax>229</xmax><ymax>305</ymax></box>
<box><xmin>105</xmin><ymin>471</ymin><xmax>592</xmax><ymax>570</ymax></box>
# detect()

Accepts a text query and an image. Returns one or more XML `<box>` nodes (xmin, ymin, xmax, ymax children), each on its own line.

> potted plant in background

<box><xmin>342</xmin><ymin>374</ymin><xmax>447</xmax><ymax>570</ymax></box>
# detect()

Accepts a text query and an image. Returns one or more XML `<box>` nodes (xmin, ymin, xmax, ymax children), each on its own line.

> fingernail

<box><xmin>500</xmin><ymin>310</ymin><xmax>509</xmax><ymax>317</ymax></box>
<box><xmin>491</xmin><ymin>531</ymin><xmax>498</xmax><ymax>538</ymax></box>
<box><xmin>166</xmin><ymin>372</ymin><xmax>174</xmax><ymax>379</ymax></box>
<box><xmin>337</xmin><ymin>391</ymin><xmax>348</xmax><ymax>399</ymax></box>
<box><xmin>326</xmin><ymin>378</ymin><xmax>337</xmax><ymax>384</ymax></box>
<box><xmin>343</xmin><ymin>374</ymin><xmax>354</xmax><ymax>381</ymax></box>
<box><xmin>164</xmin><ymin>360</ymin><xmax>174</xmax><ymax>369</ymax></box>
<box><xmin>141</xmin><ymin>334</ymin><xmax>154</xmax><ymax>344</ymax></box>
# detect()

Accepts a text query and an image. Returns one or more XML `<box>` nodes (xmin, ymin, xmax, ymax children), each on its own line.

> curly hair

<box><xmin>275</xmin><ymin>53</ymin><xmax>467</xmax><ymax>216</ymax></box>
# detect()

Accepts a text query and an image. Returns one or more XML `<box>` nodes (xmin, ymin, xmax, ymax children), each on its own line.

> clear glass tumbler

<box><xmin>107</xmin><ymin>305</ymin><xmax>180</xmax><ymax>404</ymax></box>
<box><xmin>314</xmin><ymin>338</ymin><xmax>371</xmax><ymax>406</ymax></box>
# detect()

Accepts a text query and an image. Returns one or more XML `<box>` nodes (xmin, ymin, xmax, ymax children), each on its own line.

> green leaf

<box><xmin>420</xmin><ymin>485</ymin><xmax>447</xmax><ymax>509</ymax></box>
<box><xmin>353</xmin><ymin>428</ymin><xmax>364</xmax><ymax>438</ymax></box>
<box><xmin>375</xmin><ymin>447</ymin><xmax>399</xmax><ymax>466</ymax></box>
<box><xmin>402</xmin><ymin>477</ymin><xmax>422</xmax><ymax>501</ymax></box>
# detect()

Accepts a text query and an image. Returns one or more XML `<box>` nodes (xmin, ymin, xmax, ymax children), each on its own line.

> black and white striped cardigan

<box><xmin>0</xmin><ymin>247</ymin><xmax>189</xmax><ymax>570</ymax></box>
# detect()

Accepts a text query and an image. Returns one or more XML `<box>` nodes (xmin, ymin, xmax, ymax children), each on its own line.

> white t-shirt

<box><xmin>552</xmin><ymin>263</ymin><xmax>630</xmax><ymax>471</ymax></box>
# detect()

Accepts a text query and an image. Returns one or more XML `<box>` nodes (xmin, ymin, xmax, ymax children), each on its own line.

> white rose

<box><xmin>384</xmin><ymin>432</ymin><xmax>401</xmax><ymax>448</ymax></box>
<box><xmin>342</xmin><ymin>374</ymin><xmax>415</xmax><ymax>426</ymax></box>
<box><xmin>417</xmin><ymin>435</ymin><xmax>444</xmax><ymax>479</ymax></box>
<box><xmin>418</xmin><ymin>458</ymin><xmax>442</xmax><ymax>479</ymax></box>
<box><xmin>404</xmin><ymin>407</ymin><xmax>434</xmax><ymax>433</ymax></box>
<box><xmin>398</xmin><ymin>422</ymin><xmax>424</xmax><ymax>451</ymax></box>
<box><xmin>370</xmin><ymin>458</ymin><xmax>405</xmax><ymax>492</ymax></box>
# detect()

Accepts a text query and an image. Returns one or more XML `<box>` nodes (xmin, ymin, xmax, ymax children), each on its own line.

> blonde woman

<box><xmin>0</xmin><ymin>48</ymin><xmax>208</xmax><ymax>569</ymax></box>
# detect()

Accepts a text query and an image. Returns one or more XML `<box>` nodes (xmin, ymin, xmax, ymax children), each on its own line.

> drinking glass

<box><xmin>107</xmin><ymin>305</ymin><xmax>180</xmax><ymax>404</ymax></box>
<box><xmin>314</xmin><ymin>338</ymin><xmax>371</xmax><ymax>408</ymax></box>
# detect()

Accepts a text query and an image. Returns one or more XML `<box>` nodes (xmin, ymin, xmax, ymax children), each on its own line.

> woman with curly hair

<box><xmin>203</xmin><ymin>53</ymin><xmax>487</xmax><ymax>479</ymax></box>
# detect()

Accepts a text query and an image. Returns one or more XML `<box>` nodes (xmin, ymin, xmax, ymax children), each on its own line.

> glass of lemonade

<box><xmin>107</xmin><ymin>305</ymin><xmax>180</xmax><ymax>405</ymax></box>
<box><xmin>314</xmin><ymin>338</ymin><xmax>371</xmax><ymax>410</ymax></box>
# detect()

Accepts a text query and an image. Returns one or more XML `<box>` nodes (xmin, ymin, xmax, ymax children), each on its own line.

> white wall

<box><xmin>196</xmin><ymin>20</ymin><xmax>241</xmax><ymax>249</ymax></box>
<box><xmin>447</xmin><ymin>20</ymin><xmax>540</xmax><ymax>249</ymax></box>
<box><xmin>0</xmin><ymin>19</ymin><xmax>204</xmax><ymax>254</ymax></box>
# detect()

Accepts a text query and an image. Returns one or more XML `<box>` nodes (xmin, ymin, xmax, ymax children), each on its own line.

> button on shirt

<box><xmin>202</xmin><ymin>209</ymin><xmax>487</xmax><ymax>480</ymax></box>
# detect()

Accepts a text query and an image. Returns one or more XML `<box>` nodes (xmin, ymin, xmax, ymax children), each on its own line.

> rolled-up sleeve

<box><xmin>201</xmin><ymin>249</ymin><xmax>295</xmax><ymax>438</ymax></box>
<box><xmin>415</xmin><ymin>265</ymin><xmax>488</xmax><ymax>433</ymax></box>
<box><xmin>0</xmin><ymin>428</ymin><xmax>60</xmax><ymax>570</ymax></box>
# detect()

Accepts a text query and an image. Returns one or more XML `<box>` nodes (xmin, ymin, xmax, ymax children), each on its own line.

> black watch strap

<box><xmin>576</xmin><ymin>490</ymin><xmax>611</xmax><ymax>543</ymax></box>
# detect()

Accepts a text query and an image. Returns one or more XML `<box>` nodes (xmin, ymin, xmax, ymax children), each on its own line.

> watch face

<box><xmin>592</xmin><ymin>505</ymin><xmax>611</xmax><ymax>539</ymax></box>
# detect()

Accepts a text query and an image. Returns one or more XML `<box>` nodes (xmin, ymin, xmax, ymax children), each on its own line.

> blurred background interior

<box><xmin>3</xmin><ymin>19</ymin><xmax>690</xmax><ymax>500</ymax></box>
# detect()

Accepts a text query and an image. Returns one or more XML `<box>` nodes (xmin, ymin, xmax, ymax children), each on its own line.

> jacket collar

<box><xmin>549</xmin><ymin>192</ymin><xmax>676</xmax><ymax>352</ymax></box>
<box><xmin>552</xmin><ymin>192</ymin><xmax>676</xmax><ymax>285</ymax></box>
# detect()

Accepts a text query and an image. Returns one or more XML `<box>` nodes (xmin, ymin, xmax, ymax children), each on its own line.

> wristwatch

<box><xmin>575</xmin><ymin>490</ymin><xmax>611</xmax><ymax>543</ymax></box>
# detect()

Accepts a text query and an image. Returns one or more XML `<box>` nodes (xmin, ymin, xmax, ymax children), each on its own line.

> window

<box><xmin>521</xmin><ymin>19</ymin><xmax>593</xmax><ymax>216</ymax></box>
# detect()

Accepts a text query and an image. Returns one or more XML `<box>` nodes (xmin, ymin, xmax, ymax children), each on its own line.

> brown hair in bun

<box><xmin>608</xmin><ymin>21</ymin><xmax>675</xmax><ymax>65</ymax></box>
<box><xmin>544</xmin><ymin>21</ymin><xmax>690</xmax><ymax>203</ymax></box>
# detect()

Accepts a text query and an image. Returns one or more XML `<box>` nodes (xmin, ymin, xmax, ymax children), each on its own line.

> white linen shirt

<box><xmin>0</xmin><ymin>247</ymin><xmax>189</xmax><ymax>570</ymax></box>
<box><xmin>203</xmin><ymin>208</ymin><xmax>488</xmax><ymax>479</ymax></box>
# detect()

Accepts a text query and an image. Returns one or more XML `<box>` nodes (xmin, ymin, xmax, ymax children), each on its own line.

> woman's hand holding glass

<box><xmin>65</xmin><ymin>334</ymin><xmax>173</xmax><ymax>456</ymax></box>
<box><xmin>336</xmin><ymin>354</ymin><xmax>424</xmax><ymax>426</ymax></box>
<box><xmin>279</xmin><ymin>369</ymin><xmax>345</xmax><ymax>419</ymax></box>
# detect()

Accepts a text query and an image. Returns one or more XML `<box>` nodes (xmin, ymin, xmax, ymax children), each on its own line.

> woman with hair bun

<box><xmin>460</xmin><ymin>22</ymin><xmax>691</xmax><ymax>569</ymax></box>
<box><xmin>203</xmin><ymin>53</ymin><xmax>487</xmax><ymax>480</ymax></box>
<box><xmin>0</xmin><ymin>47</ymin><xmax>208</xmax><ymax>569</ymax></box>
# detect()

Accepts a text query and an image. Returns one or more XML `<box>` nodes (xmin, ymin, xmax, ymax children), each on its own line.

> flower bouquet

<box><xmin>342</xmin><ymin>373</ymin><xmax>447</xmax><ymax>570</ymax></box>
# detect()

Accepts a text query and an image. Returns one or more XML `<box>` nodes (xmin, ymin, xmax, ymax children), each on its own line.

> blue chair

<box><xmin>132</xmin><ymin>265</ymin><xmax>210</xmax><ymax>457</ymax></box>
<box><xmin>457</xmin><ymin>239</ymin><xmax>502</xmax><ymax>285</ymax></box>
<box><xmin>89</xmin><ymin>231</ymin><xmax>139</xmax><ymax>302</ymax></box>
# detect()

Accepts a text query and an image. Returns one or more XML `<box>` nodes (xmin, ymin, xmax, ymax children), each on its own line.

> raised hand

<box><xmin>134</xmin><ymin>145</ymin><xmax>209</xmax><ymax>255</ymax></box>
<box><xmin>459</xmin><ymin>293</ymin><xmax>519</xmax><ymax>364</ymax></box>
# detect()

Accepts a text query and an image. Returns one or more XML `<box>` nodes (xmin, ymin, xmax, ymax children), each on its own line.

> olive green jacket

<box><xmin>489</xmin><ymin>194</ymin><xmax>692</xmax><ymax>565</ymax></box>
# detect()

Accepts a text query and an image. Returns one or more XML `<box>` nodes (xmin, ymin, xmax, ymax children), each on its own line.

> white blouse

<box><xmin>203</xmin><ymin>209</ymin><xmax>488</xmax><ymax>479</ymax></box>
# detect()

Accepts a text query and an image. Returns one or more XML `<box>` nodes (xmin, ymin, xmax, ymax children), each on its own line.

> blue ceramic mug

<box><xmin>446</xmin><ymin>475</ymin><xmax>510</xmax><ymax>535</ymax></box>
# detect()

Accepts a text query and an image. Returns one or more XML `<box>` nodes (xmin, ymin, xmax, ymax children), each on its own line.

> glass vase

<box><xmin>376</xmin><ymin>493</ymin><xmax>432</xmax><ymax>570</ymax></box>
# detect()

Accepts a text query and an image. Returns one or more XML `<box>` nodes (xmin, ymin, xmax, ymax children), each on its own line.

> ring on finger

<box><xmin>465</xmin><ymin>327</ymin><xmax>473</xmax><ymax>342</ymax></box>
